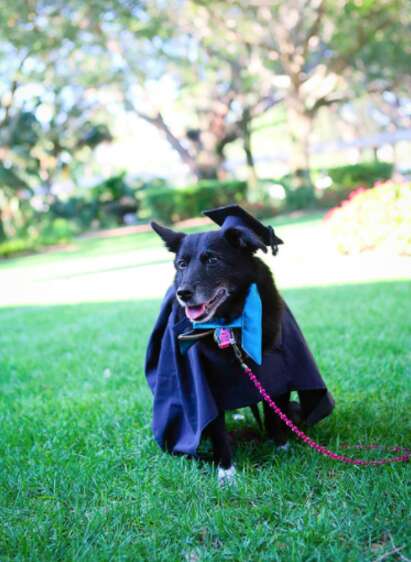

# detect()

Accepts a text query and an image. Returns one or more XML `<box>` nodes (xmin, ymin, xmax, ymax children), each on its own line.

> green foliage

<box><xmin>50</xmin><ymin>173</ymin><xmax>141</xmax><ymax>229</ymax></box>
<box><xmin>0</xmin><ymin>158</ymin><xmax>398</xmax><ymax>258</ymax></box>
<box><xmin>88</xmin><ymin>173</ymin><xmax>139</xmax><ymax>226</ymax></box>
<box><xmin>37</xmin><ymin>217</ymin><xmax>77</xmax><ymax>245</ymax></box>
<box><xmin>0</xmin><ymin>165</ymin><xmax>29</xmax><ymax>191</ymax></box>
<box><xmin>262</xmin><ymin>161</ymin><xmax>394</xmax><ymax>212</ymax></box>
<box><xmin>1</xmin><ymin>0</ymin><xmax>409</xmax><ymax>248</ymax></box>
<box><xmin>315</xmin><ymin>161</ymin><xmax>393</xmax><ymax>208</ymax></box>
<box><xmin>0</xmin><ymin>217</ymin><xmax>77</xmax><ymax>258</ymax></box>
<box><xmin>8</xmin><ymin>110</ymin><xmax>41</xmax><ymax>148</ymax></box>
<box><xmin>142</xmin><ymin>179</ymin><xmax>248</xmax><ymax>224</ymax></box>
<box><xmin>0</xmin><ymin>173</ymin><xmax>170</xmax><ymax>257</ymax></box>
<box><xmin>285</xmin><ymin>184</ymin><xmax>317</xmax><ymax>211</ymax></box>
<box><xmin>0</xmin><ymin>3</ymin><xmax>114</xmax><ymax>245</ymax></box>
<box><xmin>262</xmin><ymin>177</ymin><xmax>313</xmax><ymax>211</ymax></box>
<box><xmin>49</xmin><ymin>196</ymin><xmax>98</xmax><ymax>230</ymax></box>
<box><xmin>326</xmin><ymin>161</ymin><xmax>393</xmax><ymax>188</ymax></box>
<box><xmin>326</xmin><ymin>180</ymin><xmax>411</xmax><ymax>255</ymax></box>
<box><xmin>142</xmin><ymin>188</ymin><xmax>176</xmax><ymax>225</ymax></box>
<box><xmin>0</xmin><ymin>237</ymin><xmax>36</xmax><ymax>258</ymax></box>
<box><xmin>92</xmin><ymin>173</ymin><xmax>134</xmax><ymax>202</ymax></box>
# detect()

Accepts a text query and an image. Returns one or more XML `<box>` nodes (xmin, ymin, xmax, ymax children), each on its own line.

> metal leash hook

<box><xmin>214</xmin><ymin>327</ymin><xmax>237</xmax><ymax>349</ymax></box>
<box><xmin>214</xmin><ymin>328</ymin><xmax>245</xmax><ymax>368</ymax></box>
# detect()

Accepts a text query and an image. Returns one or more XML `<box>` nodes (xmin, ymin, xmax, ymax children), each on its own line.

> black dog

<box><xmin>146</xmin><ymin>206</ymin><xmax>334</xmax><ymax>484</ymax></box>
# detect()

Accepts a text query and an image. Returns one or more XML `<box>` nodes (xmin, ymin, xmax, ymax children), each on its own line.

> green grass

<box><xmin>1</xmin><ymin>217</ymin><xmax>410</xmax><ymax>561</ymax></box>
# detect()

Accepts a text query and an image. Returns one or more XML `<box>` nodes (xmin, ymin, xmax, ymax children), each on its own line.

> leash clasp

<box><xmin>214</xmin><ymin>327</ymin><xmax>236</xmax><ymax>349</ymax></box>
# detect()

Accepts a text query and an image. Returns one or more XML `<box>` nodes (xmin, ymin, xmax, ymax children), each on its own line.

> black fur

<box><xmin>151</xmin><ymin>221</ymin><xmax>288</xmax><ymax>472</ymax></box>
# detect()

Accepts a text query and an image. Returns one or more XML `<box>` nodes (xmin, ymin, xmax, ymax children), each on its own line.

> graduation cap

<box><xmin>203</xmin><ymin>205</ymin><xmax>284</xmax><ymax>255</ymax></box>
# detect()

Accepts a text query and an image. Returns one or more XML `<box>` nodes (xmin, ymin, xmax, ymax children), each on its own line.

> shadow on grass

<box><xmin>0</xmin><ymin>279</ymin><xmax>409</xmax><ymax>467</ymax></box>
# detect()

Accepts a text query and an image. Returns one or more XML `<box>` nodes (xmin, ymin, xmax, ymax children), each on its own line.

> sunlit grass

<box><xmin>0</xmin><ymin>215</ymin><xmax>410</xmax><ymax>560</ymax></box>
<box><xmin>1</xmin><ymin>214</ymin><xmax>410</xmax><ymax>307</ymax></box>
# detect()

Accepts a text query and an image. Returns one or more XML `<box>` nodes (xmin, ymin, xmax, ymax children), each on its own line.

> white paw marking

<box><xmin>217</xmin><ymin>465</ymin><xmax>236</xmax><ymax>486</ymax></box>
<box><xmin>276</xmin><ymin>442</ymin><xmax>290</xmax><ymax>453</ymax></box>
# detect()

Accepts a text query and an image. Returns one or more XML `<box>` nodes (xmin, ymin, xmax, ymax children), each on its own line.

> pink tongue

<box><xmin>185</xmin><ymin>304</ymin><xmax>206</xmax><ymax>321</ymax></box>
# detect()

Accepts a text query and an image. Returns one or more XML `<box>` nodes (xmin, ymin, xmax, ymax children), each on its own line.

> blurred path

<box><xmin>0</xmin><ymin>216</ymin><xmax>410</xmax><ymax>307</ymax></box>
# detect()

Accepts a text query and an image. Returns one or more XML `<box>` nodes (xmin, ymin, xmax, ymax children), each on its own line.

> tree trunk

<box><xmin>285</xmin><ymin>96</ymin><xmax>314</xmax><ymax>188</ymax></box>
<box><xmin>195</xmin><ymin>143</ymin><xmax>223</xmax><ymax>180</ymax></box>
<box><xmin>392</xmin><ymin>142</ymin><xmax>399</xmax><ymax>175</ymax></box>
<box><xmin>241</xmin><ymin>109</ymin><xmax>261</xmax><ymax>202</ymax></box>
<box><xmin>0</xmin><ymin>216</ymin><xmax>5</xmax><ymax>241</ymax></box>
<box><xmin>191</xmin><ymin>130</ymin><xmax>226</xmax><ymax>180</ymax></box>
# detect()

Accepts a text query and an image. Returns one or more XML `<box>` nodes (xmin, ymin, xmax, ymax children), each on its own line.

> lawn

<box><xmin>0</xmin><ymin>215</ymin><xmax>410</xmax><ymax>561</ymax></box>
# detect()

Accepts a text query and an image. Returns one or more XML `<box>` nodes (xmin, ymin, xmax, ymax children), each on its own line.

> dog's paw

<box><xmin>276</xmin><ymin>442</ymin><xmax>290</xmax><ymax>453</ymax></box>
<box><xmin>217</xmin><ymin>465</ymin><xmax>236</xmax><ymax>486</ymax></box>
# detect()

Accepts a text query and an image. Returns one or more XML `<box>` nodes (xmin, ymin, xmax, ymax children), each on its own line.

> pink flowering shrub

<box><xmin>325</xmin><ymin>180</ymin><xmax>411</xmax><ymax>255</ymax></box>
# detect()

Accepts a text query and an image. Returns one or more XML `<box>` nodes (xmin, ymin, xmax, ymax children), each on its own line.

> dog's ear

<box><xmin>150</xmin><ymin>221</ymin><xmax>185</xmax><ymax>253</ymax></box>
<box><xmin>224</xmin><ymin>226</ymin><xmax>267</xmax><ymax>254</ymax></box>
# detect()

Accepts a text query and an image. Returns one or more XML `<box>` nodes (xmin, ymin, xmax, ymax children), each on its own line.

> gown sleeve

<box><xmin>145</xmin><ymin>287</ymin><xmax>218</xmax><ymax>455</ymax></box>
<box><xmin>145</xmin><ymin>289</ymin><xmax>335</xmax><ymax>456</ymax></box>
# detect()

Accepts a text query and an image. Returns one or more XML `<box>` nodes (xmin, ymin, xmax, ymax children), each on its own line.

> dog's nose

<box><xmin>177</xmin><ymin>288</ymin><xmax>193</xmax><ymax>302</ymax></box>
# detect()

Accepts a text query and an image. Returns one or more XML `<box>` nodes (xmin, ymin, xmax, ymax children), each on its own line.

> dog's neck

<box><xmin>185</xmin><ymin>258</ymin><xmax>282</xmax><ymax>353</ymax></box>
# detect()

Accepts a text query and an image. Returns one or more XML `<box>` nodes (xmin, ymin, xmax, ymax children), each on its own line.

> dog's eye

<box><xmin>176</xmin><ymin>259</ymin><xmax>188</xmax><ymax>269</ymax></box>
<box><xmin>206</xmin><ymin>256</ymin><xmax>219</xmax><ymax>265</ymax></box>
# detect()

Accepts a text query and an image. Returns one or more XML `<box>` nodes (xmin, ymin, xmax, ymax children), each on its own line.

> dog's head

<box><xmin>151</xmin><ymin>221</ymin><xmax>267</xmax><ymax>322</ymax></box>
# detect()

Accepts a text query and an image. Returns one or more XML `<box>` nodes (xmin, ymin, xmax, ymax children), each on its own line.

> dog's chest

<box><xmin>195</xmin><ymin>339</ymin><xmax>287</xmax><ymax>411</ymax></box>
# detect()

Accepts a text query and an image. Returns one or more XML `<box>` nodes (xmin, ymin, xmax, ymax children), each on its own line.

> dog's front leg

<box><xmin>207</xmin><ymin>412</ymin><xmax>236</xmax><ymax>485</ymax></box>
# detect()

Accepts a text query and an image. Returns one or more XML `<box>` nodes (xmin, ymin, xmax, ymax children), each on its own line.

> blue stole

<box><xmin>186</xmin><ymin>283</ymin><xmax>263</xmax><ymax>365</ymax></box>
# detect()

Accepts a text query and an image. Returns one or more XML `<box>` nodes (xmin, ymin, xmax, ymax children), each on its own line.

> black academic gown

<box><xmin>145</xmin><ymin>287</ymin><xmax>335</xmax><ymax>456</ymax></box>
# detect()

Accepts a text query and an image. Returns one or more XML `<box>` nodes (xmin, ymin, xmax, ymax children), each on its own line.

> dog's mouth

<box><xmin>184</xmin><ymin>288</ymin><xmax>228</xmax><ymax>322</ymax></box>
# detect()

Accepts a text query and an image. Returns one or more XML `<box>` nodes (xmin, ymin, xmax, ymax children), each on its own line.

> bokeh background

<box><xmin>0</xmin><ymin>0</ymin><xmax>410</xmax><ymax>258</ymax></box>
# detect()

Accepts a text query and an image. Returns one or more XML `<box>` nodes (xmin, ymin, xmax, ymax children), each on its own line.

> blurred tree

<box><xmin>198</xmin><ymin>0</ymin><xmax>410</xmax><ymax>187</ymax></box>
<box><xmin>83</xmin><ymin>0</ymin><xmax>281</xmax><ymax>188</ymax></box>
<box><xmin>126</xmin><ymin>53</ymin><xmax>281</xmax><ymax>188</ymax></box>
<box><xmin>167</xmin><ymin>2</ymin><xmax>283</xmax><ymax>195</ymax></box>
<box><xmin>0</xmin><ymin>1</ymin><xmax>112</xmax><ymax>238</ymax></box>
<box><xmin>1</xmin><ymin>0</ymin><xmax>410</xmax><ymax>239</ymax></box>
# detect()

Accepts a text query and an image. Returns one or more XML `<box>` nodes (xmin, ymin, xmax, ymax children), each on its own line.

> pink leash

<box><xmin>231</xmin><ymin>341</ymin><xmax>410</xmax><ymax>466</ymax></box>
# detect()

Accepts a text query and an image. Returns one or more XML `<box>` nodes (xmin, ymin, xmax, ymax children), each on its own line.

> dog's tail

<box><xmin>249</xmin><ymin>404</ymin><xmax>263</xmax><ymax>431</ymax></box>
